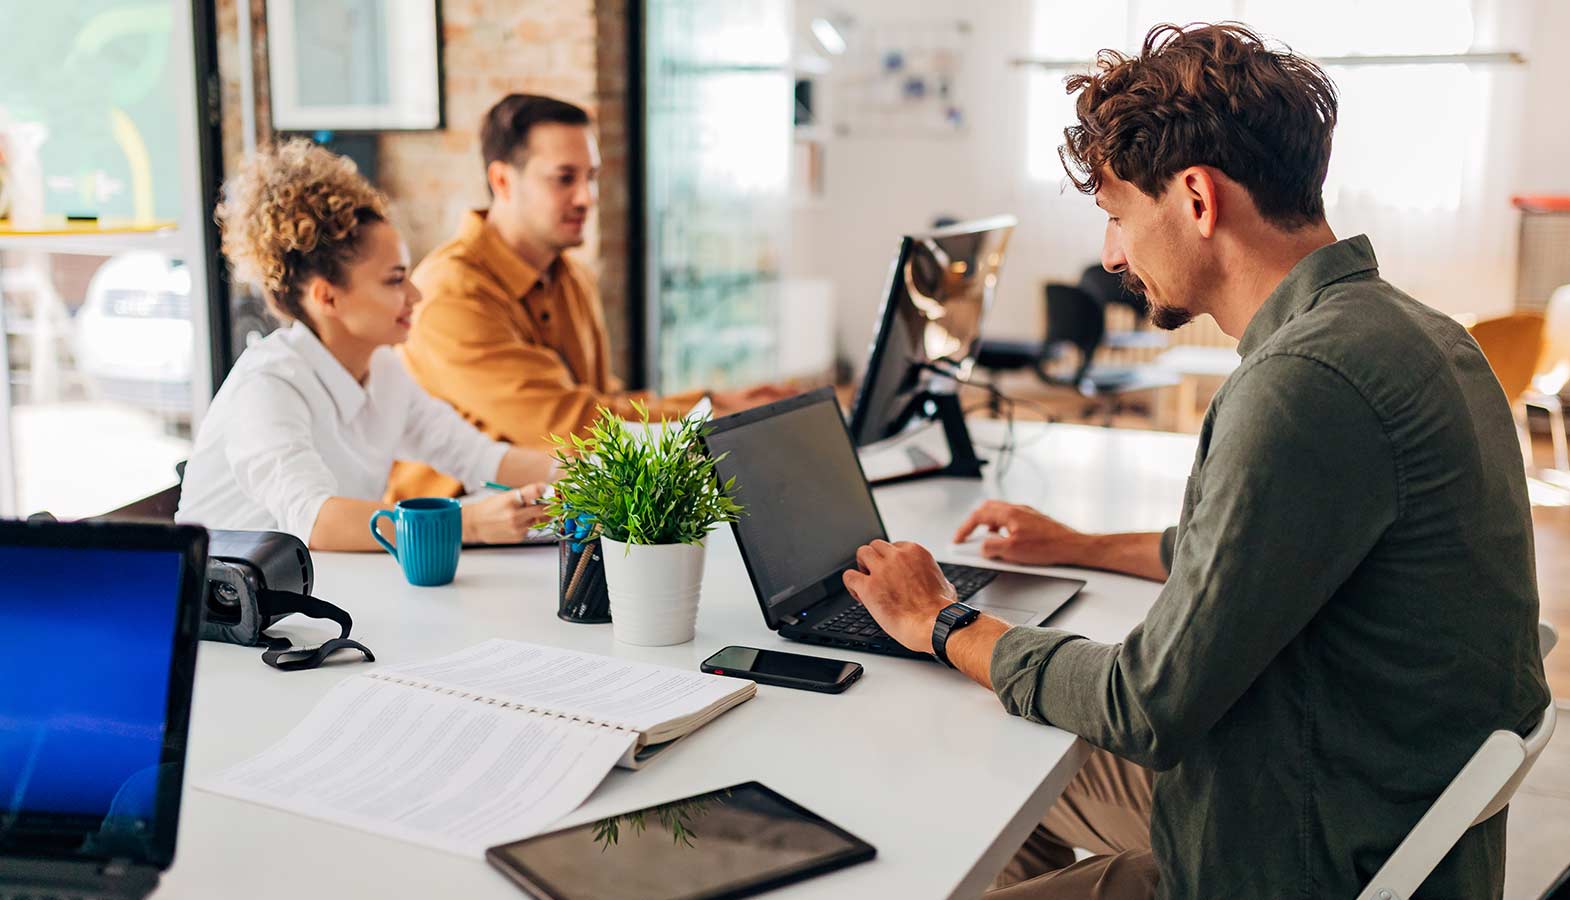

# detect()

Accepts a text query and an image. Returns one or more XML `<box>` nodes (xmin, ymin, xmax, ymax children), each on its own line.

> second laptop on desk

<box><xmin>704</xmin><ymin>387</ymin><xmax>1084</xmax><ymax>661</ymax></box>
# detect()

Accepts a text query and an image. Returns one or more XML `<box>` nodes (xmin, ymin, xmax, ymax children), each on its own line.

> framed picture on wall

<box><xmin>266</xmin><ymin>0</ymin><xmax>444</xmax><ymax>131</ymax></box>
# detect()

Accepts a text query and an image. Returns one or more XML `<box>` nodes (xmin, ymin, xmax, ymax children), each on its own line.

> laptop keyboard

<box><xmin>812</xmin><ymin>564</ymin><xmax>998</xmax><ymax>638</ymax></box>
<box><xmin>942</xmin><ymin>563</ymin><xmax>999</xmax><ymax>600</ymax></box>
<box><xmin>813</xmin><ymin>602</ymin><xmax>883</xmax><ymax>637</ymax></box>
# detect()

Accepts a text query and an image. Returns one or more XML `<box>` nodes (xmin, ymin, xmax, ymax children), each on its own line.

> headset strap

<box><xmin>255</xmin><ymin>589</ymin><xmax>375</xmax><ymax>671</ymax></box>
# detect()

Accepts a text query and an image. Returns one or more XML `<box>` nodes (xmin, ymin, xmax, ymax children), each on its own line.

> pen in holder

<box><xmin>557</xmin><ymin>518</ymin><xmax>610</xmax><ymax>624</ymax></box>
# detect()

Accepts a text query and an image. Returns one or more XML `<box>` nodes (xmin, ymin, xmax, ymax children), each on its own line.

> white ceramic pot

<box><xmin>599</xmin><ymin>537</ymin><xmax>707</xmax><ymax>646</ymax></box>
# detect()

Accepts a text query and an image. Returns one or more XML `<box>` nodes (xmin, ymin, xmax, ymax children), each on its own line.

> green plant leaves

<box><xmin>543</xmin><ymin>404</ymin><xmax>744</xmax><ymax>546</ymax></box>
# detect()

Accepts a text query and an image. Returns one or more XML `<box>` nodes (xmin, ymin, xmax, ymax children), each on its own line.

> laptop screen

<box><xmin>0</xmin><ymin>535</ymin><xmax>195</xmax><ymax>864</ymax></box>
<box><xmin>706</xmin><ymin>392</ymin><xmax>887</xmax><ymax>613</ymax></box>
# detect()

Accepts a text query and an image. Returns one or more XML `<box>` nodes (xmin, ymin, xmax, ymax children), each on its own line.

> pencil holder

<box><xmin>558</xmin><ymin>537</ymin><xmax>611</xmax><ymax>624</ymax></box>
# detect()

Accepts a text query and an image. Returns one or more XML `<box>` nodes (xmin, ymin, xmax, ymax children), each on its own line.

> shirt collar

<box><xmin>461</xmin><ymin>209</ymin><xmax>556</xmax><ymax>298</ymax></box>
<box><xmin>1237</xmin><ymin>234</ymin><xmax>1380</xmax><ymax>357</ymax></box>
<box><xmin>281</xmin><ymin>321</ymin><xmax>368</xmax><ymax>421</ymax></box>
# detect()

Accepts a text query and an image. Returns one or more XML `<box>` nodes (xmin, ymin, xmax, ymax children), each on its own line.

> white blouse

<box><xmin>176</xmin><ymin>322</ymin><xmax>508</xmax><ymax>542</ymax></box>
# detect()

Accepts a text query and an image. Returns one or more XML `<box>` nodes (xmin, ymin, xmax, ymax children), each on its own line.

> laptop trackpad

<box><xmin>968</xmin><ymin>601</ymin><xmax>1039</xmax><ymax>625</ymax></box>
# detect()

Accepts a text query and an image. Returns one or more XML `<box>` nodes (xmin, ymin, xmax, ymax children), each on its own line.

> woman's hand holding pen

<box><xmin>464</xmin><ymin>482</ymin><xmax>551</xmax><ymax>544</ymax></box>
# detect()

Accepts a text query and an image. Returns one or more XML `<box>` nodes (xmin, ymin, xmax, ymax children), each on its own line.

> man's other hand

<box><xmin>953</xmin><ymin>501</ymin><xmax>1088</xmax><ymax>567</ymax></box>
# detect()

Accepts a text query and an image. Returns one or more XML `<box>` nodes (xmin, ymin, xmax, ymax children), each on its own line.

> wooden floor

<box><xmin>1535</xmin><ymin>500</ymin><xmax>1570</xmax><ymax>697</ymax></box>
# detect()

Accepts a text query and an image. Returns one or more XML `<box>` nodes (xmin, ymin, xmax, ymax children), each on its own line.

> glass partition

<box><xmin>0</xmin><ymin>1</ymin><xmax>211</xmax><ymax>518</ymax></box>
<box><xmin>643</xmin><ymin>0</ymin><xmax>793</xmax><ymax>393</ymax></box>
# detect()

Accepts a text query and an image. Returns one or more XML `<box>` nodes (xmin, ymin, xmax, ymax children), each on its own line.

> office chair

<box><xmin>1355</xmin><ymin>621</ymin><xmax>1560</xmax><ymax>900</ymax></box>
<box><xmin>1525</xmin><ymin>284</ymin><xmax>1570</xmax><ymax>475</ymax></box>
<box><xmin>28</xmin><ymin>458</ymin><xmax>185</xmax><ymax>523</ymax></box>
<box><xmin>98</xmin><ymin>483</ymin><xmax>182</xmax><ymax>521</ymax></box>
<box><xmin>1468</xmin><ymin>313</ymin><xmax>1547</xmax><ymax>471</ymax></box>
<box><xmin>973</xmin><ymin>270</ymin><xmax>1138</xmax><ymax>386</ymax></box>
<box><xmin>1042</xmin><ymin>283</ymin><xmax>1177</xmax><ymax>423</ymax></box>
<box><xmin>973</xmin><ymin>284</ymin><xmax>1176</xmax><ymax>423</ymax></box>
<box><xmin>1077</xmin><ymin>265</ymin><xmax>1166</xmax><ymax>350</ymax></box>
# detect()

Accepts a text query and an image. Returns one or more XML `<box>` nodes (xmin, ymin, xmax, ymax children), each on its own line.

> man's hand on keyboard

<box><xmin>842</xmin><ymin>540</ymin><xmax>956</xmax><ymax>655</ymax></box>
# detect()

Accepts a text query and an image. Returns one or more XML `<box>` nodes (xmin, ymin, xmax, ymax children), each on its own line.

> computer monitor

<box><xmin>847</xmin><ymin>215</ymin><xmax>1016</xmax><ymax>482</ymax></box>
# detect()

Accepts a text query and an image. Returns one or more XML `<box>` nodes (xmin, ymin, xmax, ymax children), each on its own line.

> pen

<box><xmin>484</xmin><ymin>481</ymin><xmax>550</xmax><ymax>506</ymax></box>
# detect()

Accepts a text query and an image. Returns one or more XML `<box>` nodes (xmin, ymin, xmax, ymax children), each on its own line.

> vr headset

<box><xmin>205</xmin><ymin>530</ymin><xmax>374</xmax><ymax>671</ymax></box>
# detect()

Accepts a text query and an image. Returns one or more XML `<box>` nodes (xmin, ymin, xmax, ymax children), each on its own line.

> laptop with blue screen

<box><xmin>0</xmin><ymin>520</ymin><xmax>207</xmax><ymax>899</ymax></box>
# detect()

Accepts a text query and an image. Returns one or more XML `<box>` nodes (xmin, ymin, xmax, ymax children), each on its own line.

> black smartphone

<box><xmin>701</xmin><ymin>646</ymin><xmax>862</xmax><ymax>693</ymax></box>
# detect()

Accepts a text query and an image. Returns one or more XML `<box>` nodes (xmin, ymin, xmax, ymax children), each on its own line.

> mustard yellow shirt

<box><xmin>389</xmin><ymin>210</ymin><xmax>700</xmax><ymax>500</ymax></box>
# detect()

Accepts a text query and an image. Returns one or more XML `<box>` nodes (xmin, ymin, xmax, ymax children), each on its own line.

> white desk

<box><xmin>156</xmin><ymin>422</ymin><xmax>1195</xmax><ymax>900</ymax></box>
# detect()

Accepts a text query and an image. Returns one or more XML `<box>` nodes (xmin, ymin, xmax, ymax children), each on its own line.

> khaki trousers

<box><xmin>986</xmin><ymin>747</ymin><xmax>1159</xmax><ymax>899</ymax></box>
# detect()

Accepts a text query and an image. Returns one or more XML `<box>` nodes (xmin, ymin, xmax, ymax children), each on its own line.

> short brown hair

<box><xmin>480</xmin><ymin>93</ymin><xmax>591</xmax><ymax>171</ymax></box>
<box><xmin>216</xmin><ymin>139</ymin><xmax>388</xmax><ymax>327</ymax></box>
<box><xmin>1060</xmin><ymin>23</ymin><xmax>1337</xmax><ymax>230</ymax></box>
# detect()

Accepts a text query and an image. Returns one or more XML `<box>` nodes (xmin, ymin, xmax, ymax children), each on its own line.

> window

<box><xmin>0</xmin><ymin>1</ymin><xmax>212</xmax><ymax>517</ymax></box>
<box><xmin>1026</xmin><ymin>0</ymin><xmax>1491</xmax><ymax>211</ymax></box>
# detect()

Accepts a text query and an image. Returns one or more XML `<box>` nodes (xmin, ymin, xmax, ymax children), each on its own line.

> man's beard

<box><xmin>1121</xmin><ymin>270</ymin><xmax>1193</xmax><ymax>331</ymax></box>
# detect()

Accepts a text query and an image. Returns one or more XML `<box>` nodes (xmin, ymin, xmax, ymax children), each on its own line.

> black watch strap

<box><xmin>932</xmin><ymin>602</ymin><xmax>981</xmax><ymax>668</ymax></box>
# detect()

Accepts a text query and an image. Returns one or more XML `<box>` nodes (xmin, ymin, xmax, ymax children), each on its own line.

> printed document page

<box><xmin>374</xmin><ymin>639</ymin><xmax>744</xmax><ymax>734</ymax></box>
<box><xmin>197</xmin><ymin>676</ymin><xmax>634</xmax><ymax>857</ymax></box>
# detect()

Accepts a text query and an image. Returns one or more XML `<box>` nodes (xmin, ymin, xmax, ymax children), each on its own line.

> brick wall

<box><xmin>214</xmin><ymin>0</ymin><xmax>634</xmax><ymax>376</ymax></box>
<box><xmin>213</xmin><ymin>0</ymin><xmax>272</xmax><ymax>175</ymax></box>
<box><xmin>594</xmin><ymin>0</ymin><xmax>634</xmax><ymax>377</ymax></box>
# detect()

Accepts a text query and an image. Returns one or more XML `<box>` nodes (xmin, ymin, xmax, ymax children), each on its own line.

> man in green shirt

<box><xmin>844</xmin><ymin>23</ymin><xmax>1550</xmax><ymax>900</ymax></box>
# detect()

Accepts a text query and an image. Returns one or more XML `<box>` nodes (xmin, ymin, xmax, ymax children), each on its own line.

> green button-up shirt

<box><xmin>991</xmin><ymin>236</ymin><xmax>1550</xmax><ymax>899</ymax></box>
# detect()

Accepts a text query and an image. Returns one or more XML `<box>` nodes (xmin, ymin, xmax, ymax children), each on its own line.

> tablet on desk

<box><xmin>486</xmin><ymin>781</ymin><xmax>875</xmax><ymax>900</ymax></box>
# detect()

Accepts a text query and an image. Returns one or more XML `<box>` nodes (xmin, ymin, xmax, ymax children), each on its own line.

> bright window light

<box><xmin>1025</xmin><ymin>0</ymin><xmax>1485</xmax><ymax>211</ymax></box>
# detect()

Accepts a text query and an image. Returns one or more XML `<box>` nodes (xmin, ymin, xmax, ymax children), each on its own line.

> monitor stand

<box><xmin>863</xmin><ymin>392</ymin><xmax>986</xmax><ymax>487</ymax></box>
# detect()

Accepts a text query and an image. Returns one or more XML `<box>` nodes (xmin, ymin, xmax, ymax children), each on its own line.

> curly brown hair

<box><xmin>1060</xmin><ymin>23</ymin><xmax>1338</xmax><ymax>230</ymax></box>
<box><xmin>216</xmin><ymin>139</ymin><xmax>389</xmax><ymax>327</ymax></box>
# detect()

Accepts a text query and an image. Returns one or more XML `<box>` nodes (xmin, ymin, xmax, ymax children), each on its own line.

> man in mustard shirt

<box><xmin>392</xmin><ymin>94</ymin><xmax>791</xmax><ymax>499</ymax></box>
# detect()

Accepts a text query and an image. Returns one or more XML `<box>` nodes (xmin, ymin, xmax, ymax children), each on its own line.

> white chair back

<box><xmin>1356</xmin><ymin>621</ymin><xmax>1559</xmax><ymax>900</ymax></box>
<box><xmin>1536</xmin><ymin>285</ymin><xmax>1570</xmax><ymax>394</ymax></box>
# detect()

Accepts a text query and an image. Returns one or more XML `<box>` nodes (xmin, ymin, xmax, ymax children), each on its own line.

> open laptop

<box><xmin>0</xmin><ymin>519</ymin><xmax>207</xmax><ymax>899</ymax></box>
<box><xmin>703</xmin><ymin>388</ymin><xmax>1084</xmax><ymax>661</ymax></box>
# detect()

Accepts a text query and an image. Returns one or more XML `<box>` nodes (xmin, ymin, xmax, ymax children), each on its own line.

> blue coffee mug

<box><xmin>370</xmin><ymin>498</ymin><xmax>462</xmax><ymax>586</ymax></box>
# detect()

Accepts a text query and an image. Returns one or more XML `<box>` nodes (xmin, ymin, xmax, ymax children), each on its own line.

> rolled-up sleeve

<box><xmin>989</xmin><ymin>354</ymin><xmax>1399</xmax><ymax>770</ymax></box>
<box><xmin>223</xmin><ymin>376</ymin><xmax>338</xmax><ymax>544</ymax></box>
<box><xmin>1158</xmin><ymin>526</ymin><xmax>1178</xmax><ymax>573</ymax></box>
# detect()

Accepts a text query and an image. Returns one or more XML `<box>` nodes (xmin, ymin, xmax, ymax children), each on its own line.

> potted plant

<box><xmin>545</xmin><ymin>404</ymin><xmax>742</xmax><ymax>646</ymax></box>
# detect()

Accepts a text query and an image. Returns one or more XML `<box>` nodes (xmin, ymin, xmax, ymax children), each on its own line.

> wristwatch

<box><xmin>932</xmin><ymin>602</ymin><xmax>981</xmax><ymax>668</ymax></box>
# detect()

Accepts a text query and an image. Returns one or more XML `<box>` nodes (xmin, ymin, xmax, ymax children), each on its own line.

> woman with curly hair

<box><xmin>177</xmin><ymin>140</ymin><xmax>555</xmax><ymax>550</ymax></box>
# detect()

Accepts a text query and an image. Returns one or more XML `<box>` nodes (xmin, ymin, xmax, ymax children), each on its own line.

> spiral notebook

<box><xmin>198</xmin><ymin>640</ymin><xmax>755</xmax><ymax>857</ymax></box>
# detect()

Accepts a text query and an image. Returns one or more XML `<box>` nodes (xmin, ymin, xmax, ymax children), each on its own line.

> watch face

<box><xmin>941</xmin><ymin>603</ymin><xmax>978</xmax><ymax>625</ymax></box>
